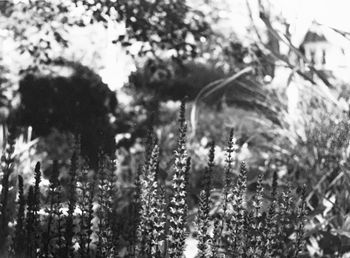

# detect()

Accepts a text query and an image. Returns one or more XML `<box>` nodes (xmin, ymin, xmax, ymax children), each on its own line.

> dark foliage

<box><xmin>17</xmin><ymin>62</ymin><xmax>120</xmax><ymax>166</ymax></box>
<box><xmin>128</xmin><ymin>60</ymin><xmax>226</xmax><ymax>102</ymax></box>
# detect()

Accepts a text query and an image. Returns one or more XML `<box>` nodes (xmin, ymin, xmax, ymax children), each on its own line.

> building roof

<box><xmin>302</xmin><ymin>30</ymin><xmax>327</xmax><ymax>44</ymax></box>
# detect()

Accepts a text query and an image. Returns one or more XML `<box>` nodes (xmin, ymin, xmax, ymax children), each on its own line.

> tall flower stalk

<box><xmin>136</xmin><ymin>144</ymin><xmax>160</xmax><ymax>256</ymax></box>
<box><xmin>262</xmin><ymin>171</ymin><xmax>278</xmax><ymax>257</ymax></box>
<box><xmin>0</xmin><ymin>126</ymin><xmax>16</xmax><ymax>253</ymax></box>
<box><xmin>231</xmin><ymin>161</ymin><xmax>248</xmax><ymax>255</ymax></box>
<box><xmin>167</xmin><ymin>101</ymin><xmax>191</xmax><ymax>258</ymax></box>
<box><xmin>96</xmin><ymin>153</ymin><xmax>118</xmax><ymax>257</ymax></box>
<box><xmin>64</xmin><ymin>151</ymin><xmax>78</xmax><ymax>258</ymax></box>
<box><xmin>248</xmin><ymin>173</ymin><xmax>264</xmax><ymax>256</ymax></box>
<box><xmin>77</xmin><ymin>163</ymin><xmax>96</xmax><ymax>258</ymax></box>
<box><xmin>25</xmin><ymin>162</ymin><xmax>42</xmax><ymax>258</ymax></box>
<box><xmin>196</xmin><ymin>142</ymin><xmax>215</xmax><ymax>258</ymax></box>
<box><xmin>218</xmin><ymin>129</ymin><xmax>235</xmax><ymax>249</ymax></box>
<box><xmin>25</xmin><ymin>163</ymin><xmax>41</xmax><ymax>258</ymax></box>
<box><xmin>49</xmin><ymin>161</ymin><xmax>65</xmax><ymax>258</ymax></box>
<box><xmin>12</xmin><ymin>175</ymin><xmax>26</xmax><ymax>258</ymax></box>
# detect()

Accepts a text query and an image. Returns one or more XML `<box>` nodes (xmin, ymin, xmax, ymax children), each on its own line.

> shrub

<box><xmin>17</xmin><ymin>61</ymin><xmax>121</xmax><ymax>166</ymax></box>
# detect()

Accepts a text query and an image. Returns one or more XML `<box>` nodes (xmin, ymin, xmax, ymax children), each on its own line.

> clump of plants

<box><xmin>0</xmin><ymin>102</ymin><xmax>307</xmax><ymax>257</ymax></box>
<box><xmin>193</xmin><ymin>129</ymin><xmax>307</xmax><ymax>258</ymax></box>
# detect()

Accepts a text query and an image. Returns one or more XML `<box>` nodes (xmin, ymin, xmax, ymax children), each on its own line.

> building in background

<box><xmin>299</xmin><ymin>22</ymin><xmax>350</xmax><ymax>82</ymax></box>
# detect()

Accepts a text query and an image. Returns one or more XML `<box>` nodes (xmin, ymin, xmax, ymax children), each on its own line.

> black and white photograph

<box><xmin>0</xmin><ymin>0</ymin><xmax>350</xmax><ymax>257</ymax></box>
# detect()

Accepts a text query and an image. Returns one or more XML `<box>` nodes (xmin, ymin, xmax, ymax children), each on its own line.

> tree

<box><xmin>1</xmin><ymin>0</ymin><xmax>210</xmax><ymax>67</ymax></box>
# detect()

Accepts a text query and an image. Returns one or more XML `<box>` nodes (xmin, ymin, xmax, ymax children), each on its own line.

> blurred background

<box><xmin>2</xmin><ymin>1</ymin><xmax>350</xmax><ymax>255</ymax></box>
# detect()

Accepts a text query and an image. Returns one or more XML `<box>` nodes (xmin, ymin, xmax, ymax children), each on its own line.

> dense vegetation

<box><xmin>0</xmin><ymin>103</ymin><xmax>308</xmax><ymax>257</ymax></box>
